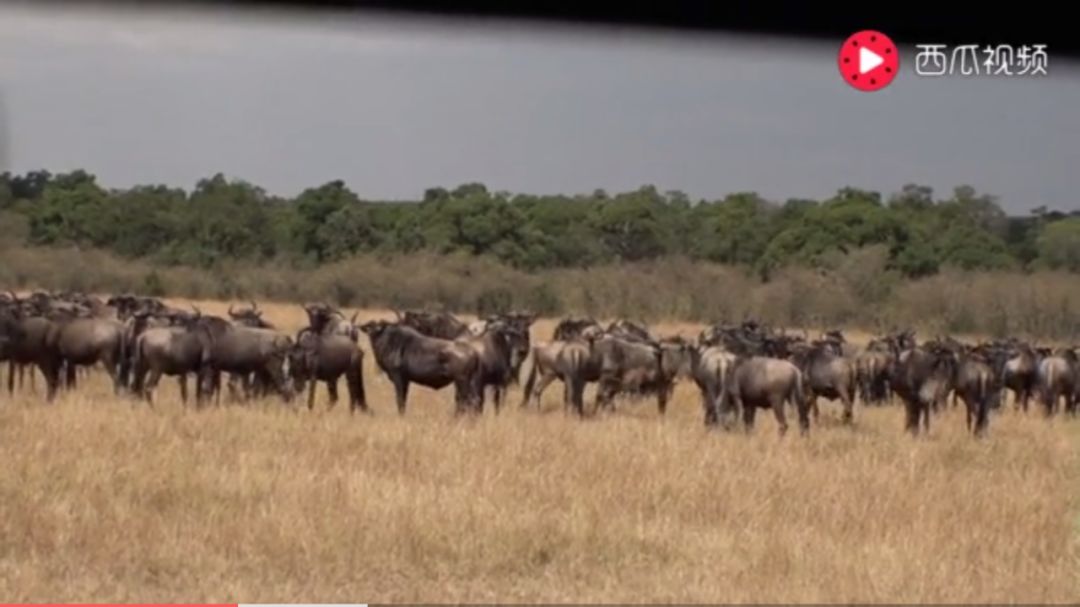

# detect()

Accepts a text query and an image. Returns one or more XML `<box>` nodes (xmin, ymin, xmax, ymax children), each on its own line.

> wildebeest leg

<box><xmin>7</xmin><ymin>360</ymin><xmax>15</xmax><ymax>395</ymax></box>
<box><xmin>596</xmin><ymin>381</ymin><xmax>618</xmax><ymax>413</ymax></box>
<box><xmin>178</xmin><ymin>374</ymin><xmax>188</xmax><ymax>405</ymax></box>
<box><xmin>348</xmin><ymin>366</ymin><xmax>369</xmax><ymax>414</ymax></box>
<box><xmin>567</xmin><ymin>375</ymin><xmax>586</xmax><ymax>418</ymax></box>
<box><xmin>64</xmin><ymin>362</ymin><xmax>77</xmax><ymax>391</ymax></box>
<box><xmin>974</xmin><ymin>395</ymin><xmax>990</xmax><ymax>437</ymax></box>
<box><xmin>391</xmin><ymin>375</ymin><xmax>409</xmax><ymax>415</ymax></box>
<box><xmin>226</xmin><ymin>374</ymin><xmax>244</xmax><ymax>403</ymax></box>
<box><xmin>327</xmin><ymin>379</ymin><xmax>341</xmax><ymax>409</ymax></box>
<box><xmin>101</xmin><ymin>357</ymin><xmax>122</xmax><ymax>395</ymax></box>
<box><xmin>307</xmin><ymin>377</ymin><xmax>318</xmax><ymax>410</ymax></box>
<box><xmin>493</xmin><ymin>384</ymin><xmax>505</xmax><ymax>414</ymax></box>
<box><xmin>809</xmin><ymin>394</ymin><xmax>819</xmax><ymax>422</ymax></box>
<box><xmin>144</xmin><ymin>368</ymin><xmax>163</xmax><ymax>406</ymax></box>
<box><xmin>701</xmin><ymin>384</ymin><xmax>718</xmax><ymax>427</ymax></box>
<box><xmin>841</xmin><ymin>385</ymin><xmax>855</xmax><ymax>425</ymax></box>
<box><xmin>657</xmin><ymin>386</ymin><xmax>669</xmax><ymax>415</ymax></box>
<box><xmin>524</xmin><ymin>372</ymin><xmax>556</xmax><ymax>409</ymax></box>
<box><xmin>740</xmin><ymin>401</ymin><xmax>755</xmax><ymax>434</ymax></box>
<box><xmin>40</xmin><ymin>359</ymin><xmax>62</xmax><ymax>403</ymax></box>
<box><xmin>902</xmin><ymin>399</ymin><xmax>919</xmax><ymax>436</ymax></box>
<box><xmin>770</xmin><ymin>396</ymin><xmax>789</xmax><ymax>437</ymax></box>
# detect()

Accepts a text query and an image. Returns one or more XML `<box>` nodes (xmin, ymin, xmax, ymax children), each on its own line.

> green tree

<box><xmin>1036</xmin><ymin>217</ymin><xmax>1080</xmax><ymax>271</ymax></box>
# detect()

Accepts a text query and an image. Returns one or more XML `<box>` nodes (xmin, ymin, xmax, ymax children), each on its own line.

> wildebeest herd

<box><xmin>0</xmin><ymin>290</ymin><xmax>1076</xmax><ymax>438</ymax></box>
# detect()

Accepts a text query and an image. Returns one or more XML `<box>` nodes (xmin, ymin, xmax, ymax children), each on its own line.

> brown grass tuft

<box><xmin>0</xmin><ymin>300</ymin><xmax>1077</xmax><ymax>602</ymax></box>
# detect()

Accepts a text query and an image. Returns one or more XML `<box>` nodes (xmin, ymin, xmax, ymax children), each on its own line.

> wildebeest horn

<box><xmin>393</xmin><ymin>309</ymin><xmax>403</xmax><ymax>321</ymax></box>
<box><xmin>228</xmin><ymin>303</ymin><xmax>236</xmax><ymax>316</ymax></box>
<box><xmin>351</xmin><ymin>310</ymin><xmax>359</xmax><ymax>323</ymax></box>
<box><xmin>250</xmin><ymin>299</ymin><xmax>258</xmax><ymax>312</ymax></box>
<box><xmin>7</xmin><ymin>290</ymin><xmax>18</xmax><ymax>303</ymax></box>
<box><xmin>191</xmin><ymin>304</ymin><xmax>201</xmax><ymax>316</ymax></box>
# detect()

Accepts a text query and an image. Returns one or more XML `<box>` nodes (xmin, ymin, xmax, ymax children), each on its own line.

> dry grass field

<box><xmin>0</xmin><ymin>299</ymin><xmax>1077</xmax><ymax>603</ymax></box>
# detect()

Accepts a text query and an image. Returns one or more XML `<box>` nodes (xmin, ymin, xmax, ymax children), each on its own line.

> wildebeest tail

<box><xmin>791</xmin><ymin>368</ymin><xmax>806</xmax><ymax>412</ymax></box>
<box><xmin>521</xmin><ymin>348</ymin><xmax>542</xmax><ymax>407</ymax></box>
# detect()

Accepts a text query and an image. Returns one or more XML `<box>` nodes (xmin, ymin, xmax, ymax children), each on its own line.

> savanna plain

<box><xmin>0</xmin><ymin>299</ymin><xmax>1077</xmax><ymax>603</ymax></box>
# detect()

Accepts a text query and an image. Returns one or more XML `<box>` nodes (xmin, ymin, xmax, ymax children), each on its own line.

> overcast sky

<box><xmin>1</xmin><ymin>2</ymin><xmax>1078</xmax><ymax>212</ymax></box>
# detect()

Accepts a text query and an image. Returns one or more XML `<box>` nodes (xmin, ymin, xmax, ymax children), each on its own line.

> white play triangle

<box><xmin>859</xmin><ymin>47</ymin><xmax>884</xmax><ymax>74</ymax></box>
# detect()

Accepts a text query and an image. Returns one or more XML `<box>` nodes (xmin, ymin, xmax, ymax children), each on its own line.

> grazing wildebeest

<box><xmin>721</xmin><ymin>354</ymin><xmax>809</xmax><ymax>436</ymax></box>
<box><xmin>1035</xmin><ymin>349</ymin><xmax>1077</xmax><ymax>417</ymax></box>
<box><xmin>890</xmin><ymin>343</ymin><xmax>957</xmax><ymax>436</ymax></box>
<box><xmin>198</xmin><ymin>323</ymin><xmax>295</xmax><ymax>404</ymax></box>
<box><xmin>288</xmin><ymin>328</ymin><xmax>368</xmax><ymax>413</ymax></box>
<box><xmin>590</xmin><ymin>334</ymin><xmax>690</xmax><ymax>415</ymax></box>
<box><xmin>360</xmin><ymin>320</ymin><xmax>481</xmax><ymax>415</ymax></box>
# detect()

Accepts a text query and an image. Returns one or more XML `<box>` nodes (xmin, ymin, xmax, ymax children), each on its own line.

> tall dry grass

<box><xmin>0</xmin><ymin>300</ymin><xmax>1076</xmax><ymax>603</ymax></box>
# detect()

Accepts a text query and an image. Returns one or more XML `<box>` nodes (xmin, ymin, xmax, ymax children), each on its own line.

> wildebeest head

<box><xmin>303</xmin><ymin>302</ymin><xmax>338</xmax><ymax>334</ymax></box>
<box><xmin>229</xmin><ymin>300</ymin><xmax>274</xmax><ymax>328</ymax></box>
<box><xmin>658</xmin><ymin>335</ymin><xmax>693</xmax><ymax>379</ymax></box>
<box><xmin>0</xmin><ymin>307</ymin><xmax>25</xmax><ymax>358</ymax></box>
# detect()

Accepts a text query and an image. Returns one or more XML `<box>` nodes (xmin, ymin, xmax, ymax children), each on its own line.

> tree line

<box><xmin>3</xmin><ymin>169</ymin><xmax>1080</xmax><ymax>279</ymax></box>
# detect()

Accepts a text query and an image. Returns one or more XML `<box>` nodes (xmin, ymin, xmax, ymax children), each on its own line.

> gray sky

<box><xmin>1</xmin><ymin>2</ymin><xmax>1078</xmax><ymax>212</ymax></box>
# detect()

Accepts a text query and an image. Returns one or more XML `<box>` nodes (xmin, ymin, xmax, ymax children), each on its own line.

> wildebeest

<box><xmin>721</xmin><ymin>354</ymin><xmax>810</xmax><ymax>436</ymax></box>
<box><xmin>303</xmin><ymin>303</ymin><xmax>360</xmax><ymax>342</ymax></box>
<box><xmin>856</xmin><ymin>338</ymin><xmax>895</xmax><ymax>406</ymax></box>
<box><xmin>45</xmin><ymin>314</ymin><xmax>126</xmax><ymax>394</ymax></box>
<box><xmin>554</xmin><ymin>335</ymin><xmax>601</xmax><ymax>417</ymax></box>
<box><xmin>689</xmin><ymin>341</ymin><xmax>736</xmax><ymax>427</ymax></box>
<box><xmin>1035</xmin><ymin>349</ymin><xmax>1077</xmax><ymax>417</ymax></box>
<box><xmin>1000</xmin><ymin>341</ymin><xmax>1039</xmax><ymax>412</ymax></box>
<box><xmin>360</xmin><ymin>320</ymin><xmax>481</xmax><ymax>415</ymax></box>
<box><xmin>456</xmin><ymin>321</ymin><xmax>530</xmax><ymax>413</ymax></box>
<box><xmin>789</xmin><ymin>338</ymin><xmax>857</xmax><ymax>424</ymax></box>
<box><xmin>288</xmin><ymin>328</ymin><xmax>368</xmax><ymax>413</ymax></box>
<box><xmin>591</xmin><ymin>334</ymin><xmax>690</xmax><ymax>415</ymax></box>
<box><xmin>890</xmin><ymin>343</ymin><xmax>957</xmax><ymax>435</ymax></box>
<box><xmin>130</xmin><ymin>312</ymin><xmax>213</xmax><ymax>406</ymax></box>
<box><xmin>950</xmin><ymin>344</ymin><xmax>1001</xmax><ymax>436</ymax></box>
<box><xmin>198</xmin><ymin>323</ymin><xmax>295</xmax><ymax>404</ymax></box>
<box><xmin>520</xmin><ymin>320</ymin><xmax>605</xmax><ymax>409</ymax></box>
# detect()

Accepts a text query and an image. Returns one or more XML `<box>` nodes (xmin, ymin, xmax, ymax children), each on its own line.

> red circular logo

<box><xmin>838</xmin><ymin>30</ymin><xmax>899</xmax><ymax>91</ymax></box>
